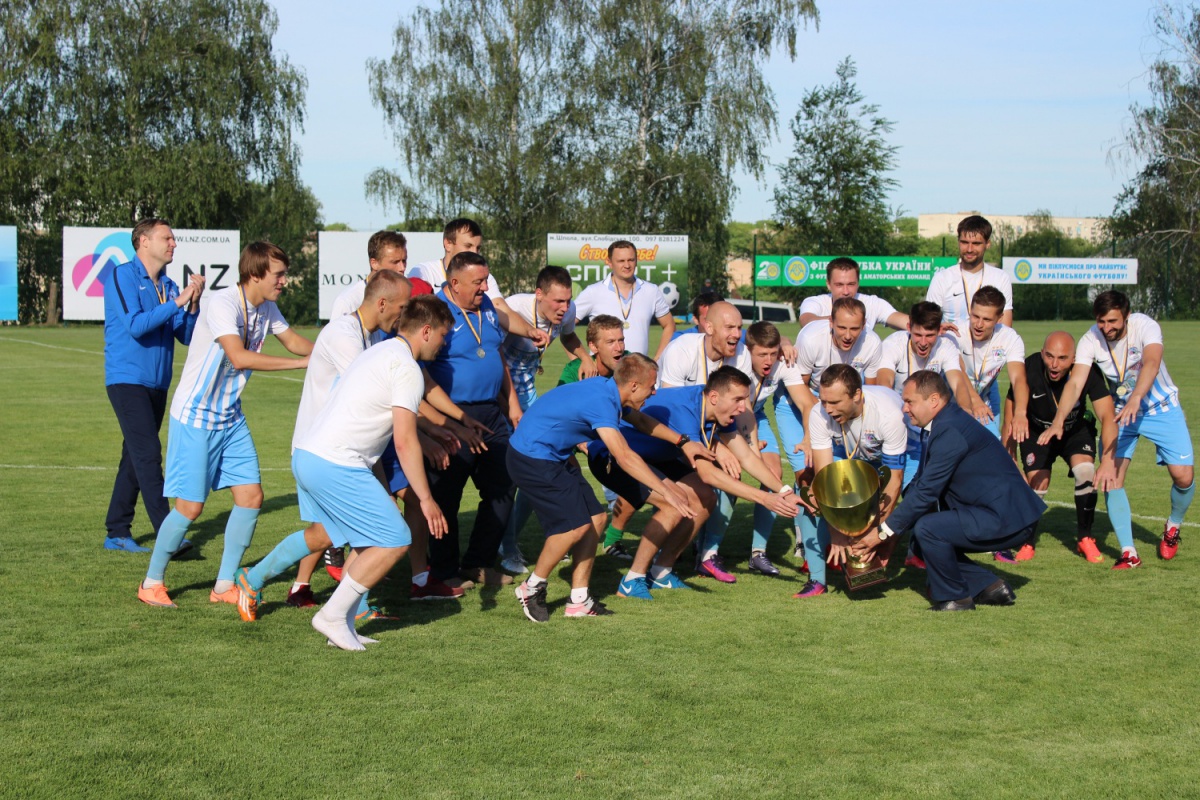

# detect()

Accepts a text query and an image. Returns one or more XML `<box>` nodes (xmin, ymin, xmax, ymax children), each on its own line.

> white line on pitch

<box><xmin>0</xmin><ymin>336</ymin><xmax>303</xmax><ymax>381</ymax></box>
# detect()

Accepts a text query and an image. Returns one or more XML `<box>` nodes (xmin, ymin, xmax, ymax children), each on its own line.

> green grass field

<box><xmin>1</xmin><ymin>320</ymin><xmax>1198</xmax><ymax>799</ymax></box>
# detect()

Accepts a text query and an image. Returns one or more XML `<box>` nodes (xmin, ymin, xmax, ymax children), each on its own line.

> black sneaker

<box><xmin>514</xmin><ymin>581</ymin><xmax>550</xmax><ymax>622</ymax></box>
<box><xmin>748</xmin><ymin>551</ymin><xmax>781</xmax><ymax>577</ymax></box>
<box><xmin>323</xmin><ymin>546</ymin><xmax>346</xmax><ymax>581</ymax></box>
<box><xmin>604</xmin><ymin>542</ymin><xmax>635</xmax><ymax>561</ymax></box>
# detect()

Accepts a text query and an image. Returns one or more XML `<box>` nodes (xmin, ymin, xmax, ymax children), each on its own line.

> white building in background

<box><xmin>918</xmin><ymin>211</ymin><xmax>1105</xmax><ymax>241</ymax></box>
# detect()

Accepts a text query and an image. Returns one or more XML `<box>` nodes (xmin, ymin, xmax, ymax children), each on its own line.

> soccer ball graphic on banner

<box><xmin>659</xmin><ymin>281</ymin><xmax>679</xmax><ymax>309</ymax></box>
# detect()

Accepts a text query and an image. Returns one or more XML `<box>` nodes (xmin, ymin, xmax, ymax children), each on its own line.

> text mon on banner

<box><xmin>1002</xmin><ymin>257</ymin><xmax>1138</xmax><ymax>284</ymax></box>
<box><xmin>317</xmin><ymin>231</ymin><xmax>443</xmax><ymax>320</ymax></box>
<box><xmin>62</xmin><ymin>227</ymin><xmax>241</xmax><ymax>321</ymax></box>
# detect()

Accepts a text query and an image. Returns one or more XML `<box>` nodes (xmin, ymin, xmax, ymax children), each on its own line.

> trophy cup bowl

<box><xmin>807</xmin><ymin>459</ymin><xmax>892</xmax><ymax>591</ymax></box>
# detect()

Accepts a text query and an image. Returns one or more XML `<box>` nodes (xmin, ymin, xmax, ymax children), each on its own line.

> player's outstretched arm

<box><xmin>1007</xmin><ymin>360</ymin><xmax>1031</xmax><ymax>443</ymax></box>
<box><xmin>216</xmin><ymin>334</ymin><xmax>308</xmax><ymax>371</ymax></box>
<box><xmin>622</xmin><ymin>408</ymin><xmax>718</xmax><ymax>467</ymax></box>
<box><xmin>393</xmin><ymin>406</ymin><xmax>447</xmax><ymax>538</ymax></box>
<box><xmin>560</xmin><ymin>332</ymin><xmax>596</xmax><ymax>379</ymax></box>
<box><xmin>597</xmin><ymin>427</ymin><xmax>696</xmax><ymax>519</ymax></box>
<box><xmin>275</xmin><ymin>328</ymin><xmax>313</xmax><ymax>357</ymax></box>
<box><xmin>1117</xmin><ymin>342</ymin><xmax>1163</xmax><ymax>427</ymax></box>
<box><xmin>1038</xmin><ymin>363</ymin><xmax>1091</xmax><ymax>444</ymax></box>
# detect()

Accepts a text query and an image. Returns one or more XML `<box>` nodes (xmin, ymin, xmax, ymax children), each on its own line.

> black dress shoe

<box><xmin>929</xmin><ymin>597</ymin><xmax>976</xmax><ymax>611</ymax></box>
<box><xmin>974</xmin><ymin>579</ymin><xmax>1016</xmax><ymax>606</ymax></box>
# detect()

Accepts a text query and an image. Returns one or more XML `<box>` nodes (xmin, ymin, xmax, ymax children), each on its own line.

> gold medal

<box><xmin>1116</xmin><ymin>384</ymin><xmax>1129</xmax><ymax>398</ymax></box>
<box><xmin>476</xmin><ymin>346</ymin><xmax>486</xmax><ymax>359</ymax></box>
<box><xmin>623</xmin><ymin>321</ymin><xmax>630</xmax><ymax>329</ymax></box>
<box><xmin>536</xmin><ymin>365</ymin><xmax>544</xmax><ymax>376</ymax></box>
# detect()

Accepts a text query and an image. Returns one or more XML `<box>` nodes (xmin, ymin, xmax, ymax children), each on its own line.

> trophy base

<box><xmin>843</xmin><ymin>559</ymin><xmax>888</xmax><ymax>592</ymax></box>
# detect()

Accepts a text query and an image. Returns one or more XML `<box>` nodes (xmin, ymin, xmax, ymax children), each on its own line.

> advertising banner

<box><xmin>0</xmin><ymin>226</ymin><xmax>15</xmax><ymax>321</ymax></box>
<box><xmin>318</xmin><ymin>231</ymin><xmax>443</xmax><ymax>319</ymax></box>
<box><xmin>754</xmin><ymin>255</ymin><xmax>959</xmax><ymax>288</ymax></box>
<box><xmin>1002</xmin><ymin>257</ymin><xmax>1137</xmax><ymax>284</ymax></box>
<box><xmin>62</xmin><ymin>227</ymin><xmax>240</xmax><ymax>321</ymax></box>
<box><xmin>546</xmin><ymin>233</ymin><xmax>689</xmax><ymax>311</ymax></box>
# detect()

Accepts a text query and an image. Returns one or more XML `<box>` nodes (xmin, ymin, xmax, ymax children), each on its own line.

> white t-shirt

<box><xmin>573</xmin><ymin>275</ymin><xmax>671</xmax><ymax>356</ymax></box>
<box><xmin>292</xmin><ymin>313</ymin><xmax>373</xmax><ymax>451</ymax></box>
<box><xmin>795</xmin><ymin>319</ymin><xmax>882</xmax><ymax>393</ymax></box>
<box><xmin>749</xmin><ymin>358</ymin><xmax>807</xmax><ymax>414</ymax></box>
<box><xmin>1075</xmin><ymin>313</ymin><xmax>1179</xmax><ymax>415</ymax></box>
<box><xmin>330</xmin><ymin>278</ymin><xmax>366</xmax><ymax>319</ymax></box>
<box><xmin>956</xmin><ymin>323</ymin><xmax>1025</xmax><ymax>394</ymax></box>
<box><xmin>171</xmin><ymin>287</ymin><xmax>289</xmax><ymax>430</ymax></box>
<box><xmin>808</xmin><ymin>385</ymin><xmax>908</xmax><ymax>463</ymax></box>
<box><xmin>409</xmin><ymin>258</ymin><xmax>502</xmax><ymax>299</ymax></box>
<box><xmin>798</xmin><ymin>292</ymin><xmax>899</xmax><ymax>331</ymax></box>
<box><xmin>879</xmin><ymin>331</ymin><xmax>963</xmax><ymax>393</ymax></box>
<box><xmin>925</xmin><ymin>263</ymin><xmax>1013</xmax><ymax>326</ymax></box>
<box><xmin>657</xmin><ymin>332</ymin><xmax>753</xmax><ymax>388</ymax></box>
<box><xmin>296</xmin><ymin>338</ymin><xmax>424</xmax><ymax>469</ymax></box>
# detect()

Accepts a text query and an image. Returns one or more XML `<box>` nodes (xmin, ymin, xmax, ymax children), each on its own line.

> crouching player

<box><xmin>508</xmin><ymin>354</ymin><xmax>702</xmax><ymax>621</ymax></box>
<box><xmin>1000</xmin><ymin>332</ymin><xmax>1118</xmax><ymax>563</ymax></box>
<box><xmin>800</xmin><ymin>365</ymin><xmax>907</xmax><ymax>598</ymax></box>
<box><xmin>290</xmin><ymin>296</ymin><xmax>453</xmax><ymax>650</ymax></box>
<box><xmin>590</xmin><ymin>367</ymin><xmax>802</xmax><ymax>599</ymax></box>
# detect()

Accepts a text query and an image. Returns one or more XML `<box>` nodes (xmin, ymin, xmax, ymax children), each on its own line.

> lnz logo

<box><xmin>70</xmin><ymin>230</ymin><xmax>233</xmax><ymax>295</ymax></box>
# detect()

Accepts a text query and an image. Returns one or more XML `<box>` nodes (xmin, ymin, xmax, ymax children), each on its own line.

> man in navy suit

<box><xmin>851</xmin><ymin>370</ymin><xmax>1046</xmax><ymax>610</ymax></box>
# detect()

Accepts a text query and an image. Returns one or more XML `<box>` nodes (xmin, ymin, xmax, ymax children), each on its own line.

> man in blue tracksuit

<box><xmin>102</xmin><ymin>219</ymin><xmax>204</xmax><ymax>551</ymax></box>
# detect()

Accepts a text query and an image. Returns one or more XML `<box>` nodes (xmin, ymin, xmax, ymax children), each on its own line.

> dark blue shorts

<box><xmin>507</xmin><ymin>448</ymin><xmax>603</xmax><ymax>537</ymax></box>
<box><xmin>586</xmin><ymin>450</ymin><xmax>693</xmax><ymax>510</ymax></box>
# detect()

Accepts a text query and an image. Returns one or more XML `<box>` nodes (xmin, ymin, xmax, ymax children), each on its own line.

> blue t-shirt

<box><xmin>595</xmin><ymin>385</ymin><xmax>733</xmax><ymax>462</ymax></box>
<box><xmin>511</xmin><ymin>377</ymin><xmax>623</xmax><ymax>461</ymax></box>
<box><xmin>426</xmin><ymin>289</ymin><xmax>506</xmax><ymax>403</ymax></box>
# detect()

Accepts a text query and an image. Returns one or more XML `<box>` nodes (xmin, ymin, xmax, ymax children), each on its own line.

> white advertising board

<box><xmin>1002</xmin><ymin>257</ymin><xmax>1138</xmax><ymax>285</ymax></box>
<box><xmin>318</xmin><ymin>231</ymin><xmax>443</xmax><ymax>319</ymax></box>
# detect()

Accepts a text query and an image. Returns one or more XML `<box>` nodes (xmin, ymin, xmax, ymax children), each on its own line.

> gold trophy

<box><xmin>802</xmin><ymin>459</ymin><xmax>892</xmax><ymax>591</ymax></box>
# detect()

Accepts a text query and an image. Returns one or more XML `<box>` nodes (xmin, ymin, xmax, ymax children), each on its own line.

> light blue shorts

<box><xmin>754</xmin><ymin>408</ymin><xmax>780</xmax><ymax>455</ymax></box>
<box><xmin>164</xmin><ymin>416</ymin><xmax>260</xmax><ymax>503</ymax></box>
<box><xmin>773</xmin><ymin>393</ymin><xmax>808</xmax><ymax>473</ymax></box>
<box><xmin>1116</xmin><ymin>403</ymin><xmax>1194</xmax><ymax>466</ymax></box>
<box><xmin>292</xmin><ymin>449</ymin><xmax>411</xmax><ymax>549</ymax></box>
<box><xmin>982</xmin><ymin>382</ymin><xmax>1001</xmax><ymax>439</ymax></box>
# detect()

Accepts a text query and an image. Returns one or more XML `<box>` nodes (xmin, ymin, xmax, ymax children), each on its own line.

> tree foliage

<box><xmin>366</xmin><ymin>0</ymin><xmax>818</xmax><ymax>294</ymax></box>
<box><xmin>772</xmin><ymin>57</ymin><xmax>898</xmax><ymax>266</ymax></box>
<box><xmin>0</xmin><ymin>0</ymin><xmax>316</xmax><ymax>323</ymax></box>
<box><xmin>1108</xmin><ymin>2</ymin><xmax>1200</xmax><ymax>317</ymax></box>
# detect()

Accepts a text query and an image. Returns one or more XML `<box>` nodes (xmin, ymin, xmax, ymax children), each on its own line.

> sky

<box><xmin>272</xmin><ymin>0</ymin><xmax>1162</xmax><ymax>231</ymax></box>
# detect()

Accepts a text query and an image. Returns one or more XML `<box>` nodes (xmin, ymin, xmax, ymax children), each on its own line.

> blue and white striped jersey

<box><xmin>500</xmin><ymin>293</ymin><xmax>576</xmax><ymax>401</ymax></box>
<box><xmin>170</xmin><ymin>287</ymin><xmax>289</xmax><ymax>430</ymax></box>
<box><xmin>1075</xmin><ymin>313</ymin><xmax>1179</xmax><ymax>415</ymax></box>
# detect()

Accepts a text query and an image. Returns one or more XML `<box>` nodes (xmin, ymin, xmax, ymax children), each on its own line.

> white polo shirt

<box><xmin>795</xmin><ymin>319</ymin><xmax>882</xmax><ymax>393</ymax></box>
<box><xmin>879</xmin><ymin>331</ymin><xmax>963</xmax><ymax>393</ymax></box>
<box><xmin>956</xmin><ymin>323</ymin><xmax>1025</xmax><ymax>394</ymax></box>
<box><xmin>573</xmin><ymin>275</ymin><xmax>671</xmax><ymax>356</ymax></box>
<box><xmin>798</xmin><ymin>292</ymin><xmax>899</xmax><ymax>331</ymax></box>
<box><xmin>808</xmin><ymin>385</ymin><xmax>908</xmax><ymax>464</ymax></box>
<box><xmin>925</xmin><ymin>263</ymin><xmax>1013</xmax><ymax>326</ymax></box>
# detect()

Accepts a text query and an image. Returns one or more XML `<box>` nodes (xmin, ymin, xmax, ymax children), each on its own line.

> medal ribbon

<box><xmin>237</xmin><ymin>286</ymin><xmax>252</xmax><ymax>350</ymax></box>
<box><xmin>699</xmin><ymin>395</ymin><xmax>718</xmax><ymax>451</ymax></box>
<box><xmin>354</xmin><ymin>310</ymin><xmax>370</xmax><ymax>350</ymax></box>
<box><xmin>960</xmin><ymin>268</ymin><xmax>983</xmax><ymax>319</ymax></box>
<box><xmin>1103</xmin><ymin>335</ymin><xmax>1130</xmax><ymax>394</ymax></box>
<box><xmin>968</xmin><ymin>338</ymin><xmax>989</xmax><ymax>391</ymax></box>
<box><xmin>838</xmin><ymin>395</ymin><xmax>866</xmax><ymax>460</ymax></box>
<box><xmin>611</xmin><ymin>277</ymin><xmax>638</xmax><ymax>323</ymax></box>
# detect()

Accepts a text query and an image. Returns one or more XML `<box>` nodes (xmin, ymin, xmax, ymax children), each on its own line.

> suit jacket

<box><xmin>887</xmin><ymin>402</ymin><xmax>1046</xmax><ymax>541</ymax></box>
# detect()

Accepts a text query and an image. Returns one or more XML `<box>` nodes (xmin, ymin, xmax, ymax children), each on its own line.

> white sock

<box><xmin>649</xmin><ymin>565</ymin><xmax>671</xmax><ymax>581</ymax></box>
<box><xmin>525</xmin><ymin>573</ymin><xmax>547</xmax><ymax>588</ymax></box>
<box><xmin>142</xmin><ymin>578</ymin><xmax>164</xmax><ymax>588</ymax></box>
<box><xmin>313</xmin><ymin>613</ymin><xmax>365</xmax><ymax>652</ymax></box>
<box><xmin>412</xmin><ymin>569</ymin><xmax>429</xmax><ymax>588</ymax></box>
<box><xmin>1123</xmin><ymin>546</ymin><xmax>1139</xmax><ymax>557</ymax></box>
<box><xmin>321</xmin><ymin>575</ymin><xmax>368</xmax><ymax>623</ymax></box>
<box><xmin>291</xmin><ymin>581</ymin><xmax>307</xmax><ymax>593</ymax></box>
<box><xmin>569</xmin><ymin>587</ymin><xmax>589</xmax><ymax>604</ymax></box>
<box><xmin>626</xmin><ymin>570</ymin><xmax>646</xmax><ymax>580</ymax></box>
<box><xmin>213</xmin><ymin>579</ymin><xmax>234</xmax><ymax>594</ymax></box>
<box><xmin>700</xmin><ymin>547</ymin><xmax>719</xmax><ymax>562</ymax></box>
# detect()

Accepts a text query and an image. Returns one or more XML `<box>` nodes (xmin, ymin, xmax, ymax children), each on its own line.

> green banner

<box><xmin>548</xmin><ymin>233</ymin><xmax>689</xmax><ymax>313</ymax></box>
<box><xmin>754</xmin><ymin>255</ymin><xmax>959</xmax><ymax>287</ymax></box>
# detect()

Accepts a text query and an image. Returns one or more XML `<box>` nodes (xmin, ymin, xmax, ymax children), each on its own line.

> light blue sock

<box><xmin>1105</xmin><ymin>489</ymin><xmax>1134</xmax><ymax>550</ymax></box>
<box><xmin>502</xmin><ymin>491</ymin><xmax>532</xmax><ymax>557</ymax></box>
<box><xmin>751</xmin><ymin>504</ymin><xmax>776</xmax><ymax>552</ymax></box>
<box><xmin>355</xmin><ymin>591</ymin><xmax>371</xmax><ymax>618</ymax></box>
<box><xmin>146</xmin><ymin>510</ymin><xmax>192</xmax><ymax>582</ymax></box>
<box><xmin>1169</xmin><ymin>482</ymin><xmax>1195</xmax><ymax>527</ymax></box>
<box><xmin>218</xmin><ymin>505</ymin><xmax>260</xmax><ymax>583</ymax></box>
<box><xmin>699</xmin><ymin>490</ymin><xmax>734</xmax><ymax>558</ymax></box>
<box><xmin>246</xmin><ymin>530</ymin><xmax>311</xmax><ymax>590</ymax></box>
<box><xmin>798</xmin><ymin>510</ymin><xmax>824</xmax><ymax>584</ymax></box>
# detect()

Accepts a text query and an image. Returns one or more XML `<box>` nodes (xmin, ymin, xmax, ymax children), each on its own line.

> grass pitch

<box><xmin>1</xmin><ymin>320</ymin><xmax>1198</xmax><ymax>799</ymax></box>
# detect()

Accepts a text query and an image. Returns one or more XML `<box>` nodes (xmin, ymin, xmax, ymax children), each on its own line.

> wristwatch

<box><xmin>877</xmin><ymin>521</ymin><xmax>896</xmax><ymax>541</ymax></box>
<box><xmin>676</xmin><ymin>433</ymin><xmax>692</xmax><ymax>447</ymax></box>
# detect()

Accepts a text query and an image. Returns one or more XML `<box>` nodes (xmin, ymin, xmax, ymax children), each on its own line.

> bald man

<box><xmin>1000</xmin><ymin>331</ymin><xmax>1118</xmax><ymax>563</ymax></box>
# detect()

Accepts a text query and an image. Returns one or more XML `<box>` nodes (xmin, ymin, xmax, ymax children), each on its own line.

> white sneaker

<box><xmin>500</xmin><ymin>554</ymin><xmax>529</xmax><ymax>574</ymax></box>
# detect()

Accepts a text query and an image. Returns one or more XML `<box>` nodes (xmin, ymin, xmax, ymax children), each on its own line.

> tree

<box><xmin>578</xmin><ymin>0</ymin><xmax>819</xmax><ymax>290</ymax></box>
<box><xmin>1108</xmin><ymin>2</ymin><xmax>1200</xmax><ymax>317</ymax></box>
<box><xmin>772</xmin><ymin>57</ymin><xmax>898</xmax><ymax>263</ymax></box>
<box><xmin>366</xmin><ymin>0</ymin><xmax>592</xmax><ymax>293</ymax></box>
<box><xmin>0</xmin><ymin>0</ymin><xmax>314</xmax><ymax>323</ymax></box>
